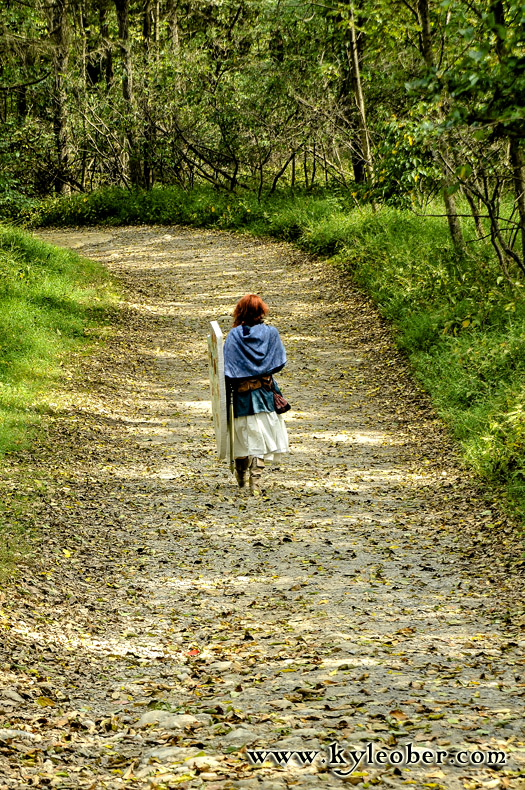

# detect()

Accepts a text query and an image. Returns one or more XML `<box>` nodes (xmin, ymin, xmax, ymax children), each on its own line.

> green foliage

<box><xmin>373</xmin><ymin>118</ymin><xmax>441</xmax><ymax>208</ymax></box>
<box><xmin>1</xmin><ymin>0</ymin><xmax>523</xmax><ymax>281</ymax></box>
<box><xmin>0</xmin><ymin>225</ymin><xmax>115</xmax><ymax>455</ymax></box>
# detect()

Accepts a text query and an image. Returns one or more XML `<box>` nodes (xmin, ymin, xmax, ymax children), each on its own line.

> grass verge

<box><xmin>13</xmin><ymin>184</ymin><xmax>525</xmax><ymax>533</ymax></box>
<box><xmin>0</xmin><ymin>224</ymin><xmax>117</xmax><ymax>574</ymax></box>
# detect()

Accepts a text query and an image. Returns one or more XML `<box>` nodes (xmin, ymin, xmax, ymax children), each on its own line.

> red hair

<box><xmin>233</xmin><ymin>294</ymin><xmax>269</xmax><ymax>327</ymax></box>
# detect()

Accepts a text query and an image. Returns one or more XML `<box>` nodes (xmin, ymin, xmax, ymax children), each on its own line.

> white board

<box><xmin>208</xmin><ymin>321</ymin><xmax>229</xmax><ymax>460</ymax></box>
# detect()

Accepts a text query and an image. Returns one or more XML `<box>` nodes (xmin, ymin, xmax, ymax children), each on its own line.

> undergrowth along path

<box><xmin>0</xmin><ymin>226</ymin><xmax>523</xmax><ymax>790</ymax></box>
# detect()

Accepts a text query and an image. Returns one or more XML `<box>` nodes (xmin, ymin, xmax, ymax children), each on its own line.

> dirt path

<box><xmin>0</xmin><ymin>226</ymin><xmax>524</xmax><ymax>790</ymax></box>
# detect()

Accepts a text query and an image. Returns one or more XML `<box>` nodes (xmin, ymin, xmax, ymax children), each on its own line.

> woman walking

<box><xmin>224</xmin><ymin>294</ymin><xmax>289</xmax><ymax>494</ymax></box>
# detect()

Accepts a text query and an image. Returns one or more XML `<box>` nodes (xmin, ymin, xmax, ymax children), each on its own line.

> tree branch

<box><xmin>0</xmin><ymin>71</ymin><xmax>51</xmax><ymax>91</ymax></box>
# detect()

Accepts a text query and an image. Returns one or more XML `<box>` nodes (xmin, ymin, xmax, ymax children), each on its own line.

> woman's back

<box><xmin>223</xmin><ymin>294</ymin><xmax>289</xmax><ymax>494</ymax></box>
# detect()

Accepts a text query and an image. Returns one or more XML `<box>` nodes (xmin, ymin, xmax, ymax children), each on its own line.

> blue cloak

<box><xmin>224</xmin><ymin>323</ymin><xmax>286</xmax><ymax>380</ymax></box>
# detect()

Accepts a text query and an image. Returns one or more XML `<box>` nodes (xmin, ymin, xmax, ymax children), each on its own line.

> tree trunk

<box><xmin>100</xmin><ymin>0</ymin><xmax>113</xmax><ymax>89</ymax></box>
<box><xmin>417</xmin><ymin>0</ymin><xmax>434</xmax><ymax>67</ymax></box>
<box><xmin>491</xmin><ymin>3</ymin><xmax>525</xmax><ymax>270</ymax></box>
<box><xmin>115</xmin><ymin>0</ymin><xmax>141</xmax><ymax>186</ymax></box>
<box><xmin>154</xmin><ymin>0</ymin><xmax>160</xmax><ymax>49</ymax></box>
<box><xmin>417</xmin><ymin>0</ymin><xmax>464</xmax><ymax>250</ymax></box>
<box><xmin>50</xmin><ymin>0</ymin><xmax>69</xmax><ymax>194</ymax></box>
<box><xmin>347</xmin><ymin>1</ymin><xmax>373</xmax><ymax>184</ymax></box>
<box><xmin>443</xmin><ymin>188</ymin><xmax>465</xmax><ymax>252</ymax></box>
<box><xmin>77</xmin><ymin>0</ymin><xmax>87</xmax><ymax>190</ymax></box>
<box><xmin>143</xmin><ymin>0</ymin><xmax>153</xmax><ymax>188</ymax></box>
<box><xmin>339</xmin><ymin>65</ymin><xmax>365</xmax><ymax>183</ymax></box>
<box><xmin>462</xmin><ymin>188</ymin><xmax>485</xmax><ymax>240</ymax></box>
<box><xmin>16</xmin><ymin>87</ymin><xmax>27</xmax><ymax>118</ymax></box>
<box><xmin>335</xmin><ymin>2</ymin><xmax>369</xmax><ymax>184</ymax></box>
<box><xmin>269</xmin><ymin>148</ymin><xmax>301</xmax><ymax>195</ymax></box>
<box><xmin>167</xmin><ymin>0</ymin><xmax>180</xmax><ymax>50</ymax></box>
<box><xmin>510</xmin><ymin>139</ymin><xmax>525</xmax><ymax>268</ymax></box>
<box><xmin>303</xmin><ymin>150</ymin><xmax>308</xmax><ymax>189</ymax></box>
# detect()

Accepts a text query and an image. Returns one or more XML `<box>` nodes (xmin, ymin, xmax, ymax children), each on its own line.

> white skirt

<box><xmin>233</xmin><ymin>411</ymin><xmax>289</xmax><ymax>462</ymax></box>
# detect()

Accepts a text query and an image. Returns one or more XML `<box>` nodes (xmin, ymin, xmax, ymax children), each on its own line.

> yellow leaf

<box><xmin>62</xmin><ymin>549</ymin><xmax>71</xmax><ymax>558</ymax></box>
<box><xmin>37</xmin><ymin>696</ymin><xmax>55</xmax><ymax>707</ymax></box>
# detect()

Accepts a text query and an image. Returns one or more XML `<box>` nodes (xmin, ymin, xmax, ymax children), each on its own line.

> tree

<box><xmin>0</xmin><ymin>0</ymin><xmax>522</xmax><ymax>281</ymax></box>
<box><xmin>49</xmin><ymin>0</ymin><xmax>69</xmax><ymax>194</ymax></box>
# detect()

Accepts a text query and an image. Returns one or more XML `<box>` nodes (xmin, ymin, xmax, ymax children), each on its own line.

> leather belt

<box><xmin>236</xmin><ymin>375</ymin><xmax>272</xmax><ymax>393</ymax></box>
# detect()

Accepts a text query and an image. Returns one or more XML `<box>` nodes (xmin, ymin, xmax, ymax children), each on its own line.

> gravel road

<box><xmin>0</xmin><ymin>226</ymin><xmax>523</xmax><ymax>790</ymax></box>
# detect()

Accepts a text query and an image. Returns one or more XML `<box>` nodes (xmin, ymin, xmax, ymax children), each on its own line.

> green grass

<box><xmin>335</xmin><ymin>210</ymin><xmax>525</xmax><ymax>522</ymax></box>
<box><xmin>0</xmin><ymin>225</ymin><xmax>116</xmax><ymax>573</ymax></box>
<box><xmin>13</xmin><ymin>184</ymin><xmax>525</xmax><ymax>530</ymax></box>
<box><xmin>0</xmin><ymin>225</ymin><xmax>115</xmax><ymax>452</ymax></box>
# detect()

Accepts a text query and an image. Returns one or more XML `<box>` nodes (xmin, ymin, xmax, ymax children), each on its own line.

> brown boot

<box><xmin>249</xmin><ymin>456</ymin><xmax>265</xmax><ymax>495</ymax></box>
<box><xmin>234</xmin><ymin>456</ymin><xmax>250</xmax><ymax>488</ymax></box>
